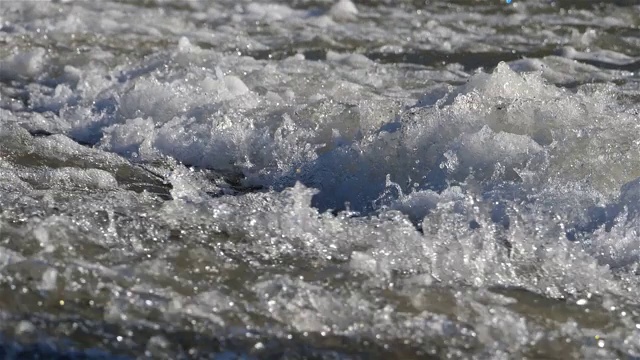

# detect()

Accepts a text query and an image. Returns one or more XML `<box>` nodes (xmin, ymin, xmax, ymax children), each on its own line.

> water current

<box><xmin>1</xmin><ymin>0</ymin><xmax>640</xmax><ymax>358</ymax></box>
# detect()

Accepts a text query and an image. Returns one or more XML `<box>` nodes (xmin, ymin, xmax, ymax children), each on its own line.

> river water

<box><xmin>1</xmin><ymin>0</ymin><xmax>640</xmax><ymax>359</ymax></box>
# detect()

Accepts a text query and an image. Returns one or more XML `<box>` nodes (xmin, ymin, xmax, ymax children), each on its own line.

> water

<box><xmin>1</xmin><ymin>0</ymin><xmax>640</xmax><ymax>358</ymax></box>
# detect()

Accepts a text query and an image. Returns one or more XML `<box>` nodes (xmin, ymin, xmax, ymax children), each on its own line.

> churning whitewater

<box><xmin>1</xmin><ymin>0</ymin><xmax>640</xmax><ymax>358</ymax></box>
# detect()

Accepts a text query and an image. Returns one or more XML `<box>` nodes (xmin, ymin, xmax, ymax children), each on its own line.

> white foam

<box><xmin>558</xmin><ymin>46</ymin><xmax>639</xmax><ymax>66</ymax></box>
<box><xmin>244</xmin><ymin>3</ymin><xmax>297</xmax><ymax>21</ymax></box>
<box><xmin>326</xmin><ymin>51</ymin><xmax>373</xmax><ymax>67</ymax></box>
<box><xmin>329</xmin><ymin>0</ymin><xmax>358</xmax><ymax>21</ymax></box>
<box><xmin>0</xmin><ymin>48</ymin><xmax>46</xmax><ymax>80</ymax></box>
<box><xmin>40</xmin><ymin>267</ymin><xmax>58</xmax><ymax>291</ymax></box>
<box><xmin>99</xmin><ymin>117</ymin><xmax>156</xmax><ymax>158</ymax></box>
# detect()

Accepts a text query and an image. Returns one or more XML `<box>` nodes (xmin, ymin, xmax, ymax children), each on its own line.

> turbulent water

<box><xmin>1</xmin><ymin>0</ymin><xmax>640</xmax><ymax>358</ymax></box>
